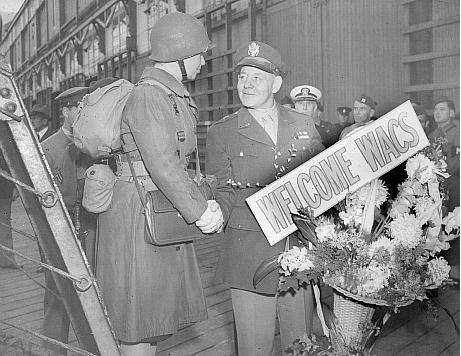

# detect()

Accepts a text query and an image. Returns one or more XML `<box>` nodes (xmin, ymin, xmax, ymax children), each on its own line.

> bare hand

<box><xmin>196</xmin><ymin>200</ymin><xmax>224</xmax><ymax>234</ymax></box>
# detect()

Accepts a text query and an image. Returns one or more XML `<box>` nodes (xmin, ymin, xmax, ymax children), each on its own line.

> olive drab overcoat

<box><xmin>206</xmin><ymin>105</ymin><xmax>324</xmax><ymax>294</ymax></box>
<box><xmin>95</xmin><ymin>66</ymin><xmax>208</xmax><ymax>342</ymax></box>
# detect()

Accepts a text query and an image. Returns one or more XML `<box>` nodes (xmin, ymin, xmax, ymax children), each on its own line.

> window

<box><xmin>112</xmin><ymin>3</ymin><xmax>127</xmax><ymax>54</ymax></box>
<box><xmin>60</xmin><ymin>0</ymin><xmax>77</xmax><ymax>27</ymax></box>
<box><xmin>37</xmin><ymin>4</ymin><xmax>47</xmax><ymax>48</ymax></box>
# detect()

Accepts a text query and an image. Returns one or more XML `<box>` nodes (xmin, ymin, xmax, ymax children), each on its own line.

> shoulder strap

<box><xmin>136</xmin><ymin>78</ymin><xmax>202</xmax><ymax>183</ymax></box>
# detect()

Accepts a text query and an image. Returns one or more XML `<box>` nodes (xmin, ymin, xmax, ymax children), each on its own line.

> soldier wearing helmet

<box><xmin>206</xmin><ymin>41</ymin><xmax>323</xmax><ymax>355</ymax></box>
<box><xmin>95</xmin><ymin>12</ymin><xmax>222</xmax><ymax>356</ymax></box>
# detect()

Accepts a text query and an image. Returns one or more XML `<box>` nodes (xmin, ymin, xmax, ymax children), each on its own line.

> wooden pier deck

<box><xmin>0</xmin><ymin>200</ymin><xmax>459</xmax><ymax>355</ymax></box>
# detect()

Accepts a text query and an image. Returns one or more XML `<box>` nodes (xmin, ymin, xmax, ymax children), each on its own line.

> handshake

<box><xmin>195</xmin><ymin>200</ymin><xmax>224</xmax><ymax>234</ymax></box>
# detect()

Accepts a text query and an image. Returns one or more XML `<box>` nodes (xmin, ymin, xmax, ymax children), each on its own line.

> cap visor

<box><xmin>235</xmin><ymin>57</ymin><xmax>278</xmax><ymax>75</ymax></box>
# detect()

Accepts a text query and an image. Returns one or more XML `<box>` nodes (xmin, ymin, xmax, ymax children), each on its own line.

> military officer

<box><xmin>429</xmin><ymin>96</ymin><xmax>459</xmax><ymax>280</ymax></box>
<box><xmin>41</xmin><ymin>86</ymin><xmax>89</xmax><ymax>354</ymax></box>
<box><xmin>339</xmin><ymin>93</ymin><xmax>377</xmax><ymax>139</ymax></box>
<box><xmin>30</xmin><ymin>103</ymin><xmax>53</xmax><ymax>141</ymax></box>
<box><xmin>290</xmin><ymin>84</ymin><xmax>336</xmax><ymax>148</ymax></box>
<box><xmin>206</xmin><ymin>41</ymin><xmax>324</xmax><ymax>355</ymax></box>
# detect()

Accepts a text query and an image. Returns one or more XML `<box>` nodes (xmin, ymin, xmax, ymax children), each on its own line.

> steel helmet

<box><xmin>149</xmin><ymin>12</ymin><xmax>211</xmax><ymax>62</ymax></box>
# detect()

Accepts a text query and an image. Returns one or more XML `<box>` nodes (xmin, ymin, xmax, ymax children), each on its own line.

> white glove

<box><xmin>196</xmin><ymin>200</ymin><xmax>224</xmax><ymax>234</ymax></box>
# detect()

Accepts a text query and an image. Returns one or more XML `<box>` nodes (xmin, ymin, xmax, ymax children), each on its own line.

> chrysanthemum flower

<box><xmin>389</xmin><ymin>213</ymin><xmax>423</xmax><ymax>248</ymax></box>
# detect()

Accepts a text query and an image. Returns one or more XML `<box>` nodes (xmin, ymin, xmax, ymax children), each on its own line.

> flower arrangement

<box><xmin>275</xmin><ymin>143</ymin><xmax>459</xmax><ymax>307</ymax></box>
<box><xmin>253</xmin><ymin>142</ymin><xmax>460</xmax><ymax>355</ymax></box>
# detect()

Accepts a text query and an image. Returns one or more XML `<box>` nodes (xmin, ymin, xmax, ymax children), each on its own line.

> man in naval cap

<box><xmin>290</xmin><ymin>84</ymin><xmax>336</xmax><ymax>148</ymax></box>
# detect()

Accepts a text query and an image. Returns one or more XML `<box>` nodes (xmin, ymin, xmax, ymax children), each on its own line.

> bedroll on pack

<box><xmin>73</xmin><ymin>78</ymin><xmax>134</xmax><ymax>159</ymax></box>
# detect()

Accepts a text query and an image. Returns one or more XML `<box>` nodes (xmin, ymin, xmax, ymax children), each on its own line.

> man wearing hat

<box><xmin>290</xmin><ymin>85</ymin><xmax>336</xmax><ymax>148</ymax></box>
<box><xmin>339</xmin><ymin>94</ymin><xmax>377</xmax><ymax>139</ymax></box>
<box><xmin>429</xmin><ymin>96</ymin><xmax>459</xmax><ymax>280</ymax></box>
<box><xmin>331</xmin><ymin>106</ymin><xmax>353</xmax><ymax>143</ymax></box>
<box><xmin>41</xmin><ymin>85</ymin><xmax>90</xmax><ymax>354</ymax></box>
<box><xmin>206</xmin><ymin>41</ymin><xmax>323</xmax><ymax>355</ymax></box>
<box><xmin>30</xmin><ymin>103</ymin><xmax>53</xmax><ymax>142</ymax></box>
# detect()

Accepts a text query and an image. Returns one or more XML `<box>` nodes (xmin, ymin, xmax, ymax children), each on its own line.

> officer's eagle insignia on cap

<box><xmin>301</xmin><ymin>87</ymin><xmax>310</xmax><ymax>96</ymax></box>
<box><xmin>248</xmin><ymin>42</ymin><xmax>260</xmax><ymax>57</ymax></box>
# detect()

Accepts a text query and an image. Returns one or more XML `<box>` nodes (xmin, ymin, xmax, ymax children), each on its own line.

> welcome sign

<box><xmin>246</xmin><ymin>101</ymin><xmax>430</xmax><ymax>245</ymax></box>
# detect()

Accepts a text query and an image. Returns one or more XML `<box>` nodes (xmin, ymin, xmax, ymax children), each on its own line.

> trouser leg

<box><xmin>0</xmin><ymin>198</ymin><xmax>15</xmax><ymax>266</ymax></box>
<box><xmin>231</xmin><ymin>288</ymin><xmax>277</xmax><ymax>356</ymax></box>
<box><xmin>80</xmin><ymin>209</ymin><xmax>97</xmax><ymax>273</ymax></box>
<box><xmin>277</xmin><ymin>283</ymin><xmax>314</xmax><ymax>354</ymax></box>
<box><xmin>43</xmin><ymin>270</ymin><xmax>70</xmax><ymax>355</ymax></box>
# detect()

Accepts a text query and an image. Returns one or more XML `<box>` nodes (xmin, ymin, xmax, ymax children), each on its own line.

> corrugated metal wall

<box><xmin>265</xmin><ymin>0</ymin><xmax>403</xmax><ymax>123</ymax></box>
<box><xmin>432</xmin><ymin>0</ymin><xmax>460</xmax><ymax>103</ymax></box>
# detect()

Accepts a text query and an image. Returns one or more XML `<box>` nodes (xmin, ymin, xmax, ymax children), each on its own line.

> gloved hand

<box><xmin>196</xmin><ymin>200</ymin><xmax>224</xmax><ymax>234</ymax></box>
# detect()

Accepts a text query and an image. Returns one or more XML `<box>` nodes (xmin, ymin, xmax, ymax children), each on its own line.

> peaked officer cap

<box><xmin>55</xmin><ymin>86</ymin><xmax>88</xmax><ymax>106</ymax></box>
<box><xmin>234</xmin><ymin>41</ymin><xmax>285</xmax><ymax>77</ymax></box>
<box><xmin>337</xmin><ymin>106</ymin><xmax>352</xmax><ymax>116</ymax></box>
<box><xmin>434</xmin><ymin>96</ymin><xmax>456</xmax><ymax>111</ymax></box>
<box><xmin>357</xmin><ymin>94</ymin><xmax>377</xmax><ymax>109</ymax></box>
<box><xmin>290</xmin><ymin>85</ymin><xmax>322</xmax><ymax>102</ymax></box>
<box><xmin>30</xmin><ymin>104</ymin><xmax>51</xmax><ymax>120</ymax></box>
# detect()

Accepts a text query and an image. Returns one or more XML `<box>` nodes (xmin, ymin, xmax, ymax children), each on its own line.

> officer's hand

<box><xmin>196</xmin><ymin>200</ymin><xmax>224</xmax><ymax>234</ymax></box>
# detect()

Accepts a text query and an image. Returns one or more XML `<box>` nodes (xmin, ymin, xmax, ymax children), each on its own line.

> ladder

<box><xmin>0</xmin><ymin>56</ymin><xmax>121</xmax><ymax>355</ymax></box>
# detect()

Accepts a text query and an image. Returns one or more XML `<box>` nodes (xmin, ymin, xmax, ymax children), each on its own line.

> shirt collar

<box><xmin>37</xmin><ymin>127</ymin><xmax>48</xmax><ymax>139</ymax></box>
<box><xmin>140</xmin><ymin>66</ymin><xmax>186</xmax><ymax>97</ymax></box>
<box><xmin>247</xmin><ymin>102</ymin><xmax>278</xmax><ymax>122</ymax></box>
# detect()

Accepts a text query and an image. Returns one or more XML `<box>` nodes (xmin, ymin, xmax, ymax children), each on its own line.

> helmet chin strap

<box><xmin>178</xmin><ymin>60</ymin><xmax>188</xmax><ymax>81</ymax></box>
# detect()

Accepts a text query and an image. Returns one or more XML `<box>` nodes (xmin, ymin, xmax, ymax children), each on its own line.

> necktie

<box><xmin>264</xmin><ymin>114</ymin><xmax>276</xmax><ymax>144</ymax></box>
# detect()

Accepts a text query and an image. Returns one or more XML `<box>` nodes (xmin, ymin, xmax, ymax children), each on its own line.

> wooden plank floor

<box><xmin>0</xmin><ymin>200</ymin><xmax>459</xmax><ymax>355</ymax></box>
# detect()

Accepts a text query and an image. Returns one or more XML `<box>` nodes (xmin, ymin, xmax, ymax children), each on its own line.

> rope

<box><xmin>0</xmin><ymin>249</ymin><xmax>61</xmax><ymax>299</ymax></box>
<box><xmin>0</xmin><ymin>220</ymin><xmax>37</xmax><ymax>241</ymax></box>
<box><xmin>0</xmin><ymin>168</ymin><xmax>58</xmax><ymax>208</ymax></box>
<box><xmin>0</xmin><ymin>319</ymin><xmax>98</xmax><ymax>356</ymax></box>
<box><xmin>0</xmin><ymin>242</ymin><xmax>94</xmax><ymax>292</ymax></box>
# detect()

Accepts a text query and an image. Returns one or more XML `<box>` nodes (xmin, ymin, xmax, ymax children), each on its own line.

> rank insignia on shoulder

<box><xmin>295</xmin><ymin>131</ymin><xmax>310</xmax><ymax>139</ymax></box>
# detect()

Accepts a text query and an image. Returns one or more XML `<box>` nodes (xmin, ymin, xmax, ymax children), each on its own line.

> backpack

<box><xmin>73</xmin><ymin>79</ymin><xmax>134</xmax><ymax>159</ymax></box>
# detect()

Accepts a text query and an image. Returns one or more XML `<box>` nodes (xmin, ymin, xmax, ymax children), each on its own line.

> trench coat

<box><xmin>96</xmin><ymin>67</ymin><xmax>208</xmax><ymax>342</ymax></box>
<box><xmin>206</xmin><ymin>105</ymin><xmax>324</xmax><ymax>294</ymax></box>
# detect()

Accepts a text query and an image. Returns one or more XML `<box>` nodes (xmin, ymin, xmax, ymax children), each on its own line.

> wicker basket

<box><xmin>332</xmin><ymin>289</ymin><xmax>376</xmax><ymax>346</ymax></box>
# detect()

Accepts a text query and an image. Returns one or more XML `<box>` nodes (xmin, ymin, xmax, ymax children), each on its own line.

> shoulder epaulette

<box><xmin>211</xmin><ymin>112</ymin><xmax>238</xmax><ymax>126</ymax></box>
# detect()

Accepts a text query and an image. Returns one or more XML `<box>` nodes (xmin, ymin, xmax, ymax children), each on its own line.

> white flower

<box><xmin>425</xmin><ymin>257</ymin><xmax>451</xmax><ymax>287</ymax></box>
<box><xmin>406</xmin><ymin>154</ymin><xmax>437</xmax><ymax>184</ymax></box>
<box><xmin>278</xmin><ymin>246</ymin><xmax>313</xmax><ymax>276</ymax></box>
<box><xmin>389</xmin><ymin>197</ymin><xmax>411</xmax><ymax>218</ymax></box>
<box><xmin>389</xmin><ymin>213</ymin><xmax>423</xmax><ymax>248</ymax></box>
<box><xmin>414</xmin><ymin>196</ymin><xmax>435</xmax><ymax>221</ymax></box>
<box><xmin>368</xmin><ymin>236</ymin><xmax>395</xmax><ymax>258</ymax></box>
<box><xmin>339</xmin><ymin>206</ymin><xmax>363</xmax><ymax>227</ymax></box>
<box><xmin>443</xmin><ymin>207</ymin><xmax>460</xmax><ymax>233</ymax></box>
<box><xmin>348</xmin><ymin>180</ymin><xmax>388</xmax><ymax>209</ymax></box>
<box><xmin>356</xmin><ymin>265</ymin><xmax>390</xmax><ymax>295</ymax></box>
<box><xmin>315</xmin><ymin>221</ymin><xmax>336</xmax><ymax>242</ymax></box>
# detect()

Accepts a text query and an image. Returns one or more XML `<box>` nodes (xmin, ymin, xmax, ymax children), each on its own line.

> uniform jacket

<box><xmin>39</xmin><ymin>127</ymin><xmax>53</xmax><ymax>142</ymax></box>
<box><xmin>315</xmin><ymin>119</ymin><xmax>337</xmax><ymax>148</ymax></box>
<box><xmin>120</xmin><ymin>67</ymin><xmax>207</xmax><ymax>222</ymax></box>
<box><xmin>206</xmin><ymin>105</ymin><xmax>324</xmax><ymax>293</ymax></box>
<box><xmin>42</xmin><ymin>129</ymin><xmax>79</xmax><ymax>210</ymax></box>
<box><xmin>429</xmin><ymin>119</ymin><xmax>460</xmax><ymax>210</ymax></box>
